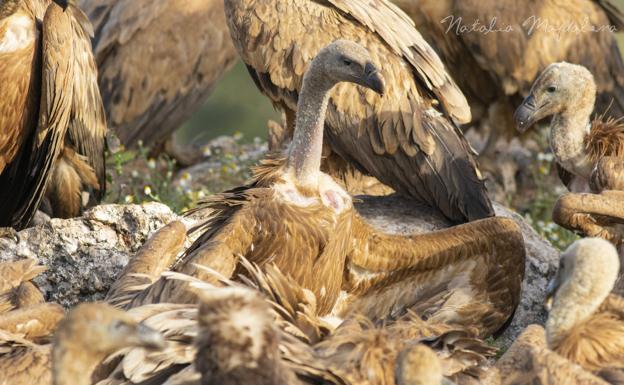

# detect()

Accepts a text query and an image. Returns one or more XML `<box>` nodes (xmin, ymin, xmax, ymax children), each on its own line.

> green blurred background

<box><xmin>177</xmin><ymin>2</ymin><xmax>624</xmax><ymax>145</ymax></box>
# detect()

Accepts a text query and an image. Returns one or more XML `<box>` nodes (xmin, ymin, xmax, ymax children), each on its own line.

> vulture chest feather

<box><xmin>241</xmin><ymin>199</ymin><xmax>354</xmax><ymax>315</ymax></box>
<box><xmin>0</xmin><ymin>12</ymin><xmax>38</xmax><ymax>173</ymax></box>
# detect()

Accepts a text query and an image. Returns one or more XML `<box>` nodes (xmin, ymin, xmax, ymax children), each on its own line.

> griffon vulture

<box><xmin>224</xmin><ymin>0</ymin><xmax>494</xmax><ymax>224</ymax></box>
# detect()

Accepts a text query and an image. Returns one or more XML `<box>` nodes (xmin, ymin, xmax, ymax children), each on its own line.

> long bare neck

<box><xmin>550</xmin><ymin>93</ymin><xmax>595</xmax><ymax>178</ymax></box>
<box><xmin>53</xmin><ymin>343</ymin><xmax>105</xmax><ymax>385</ymax></box>
<box><xmin>286</xmin><ymin>64</ymin><xmax>333</xmax><ymax>187</ymax></box>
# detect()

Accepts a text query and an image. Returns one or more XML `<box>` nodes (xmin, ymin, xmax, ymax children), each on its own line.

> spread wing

<box><xmin>80</xmin><ymin>0</ymin><xmax>237</xmax><ymax>148</ymax></box>
<box><xmin>340</xmin><ymin>216</ymin><xmax>525</xmax><ymax>337</ymax></box>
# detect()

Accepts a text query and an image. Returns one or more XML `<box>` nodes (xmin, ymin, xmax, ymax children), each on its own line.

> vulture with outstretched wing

<box><xmin>224</xmin><ymin>0</ymin><xmax>494</xmax><ymax>224</ymax></box>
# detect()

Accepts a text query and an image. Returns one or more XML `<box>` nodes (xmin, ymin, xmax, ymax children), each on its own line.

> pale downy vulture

<box><xmin>224</xmin><ymin>0</ymin><xmax>495</xmax><ymax>224</ymax></box>
<box><xmin>483</xmin><ymin>324</ymin><xmax>610</xmax><ymax>385</ymax></box>
<box><xmin>394</xmin><ymin>0</ymin><xmax>624</xmax><ymax>157</ymax></box>
<box><xmin>77</xmin><ymin>0</ymin><xmax>238</xmax><ymax>159</ymax></box>
<box><xmin>515</xmin><ymin>63</ymin><xmax>624</xmax><ymax>248</ymax></box>
<box><xmin>544</xmin><ymin>238</ymin><xmax>624</xmax><ymax>384</ymax></box>
<box><xmin>0</xmin><ymin>0</ymin><xmax>106</xmax><ymax>229</ymax></box>
<box><xmin>0</xmin><ymin>302</ymin><xmax>165</xmax><ymax>385</ymax></box>
<box><xmin>126</xmin><ymin>42</ymin><xmax>525</xmax><ymax>340</ymax></box>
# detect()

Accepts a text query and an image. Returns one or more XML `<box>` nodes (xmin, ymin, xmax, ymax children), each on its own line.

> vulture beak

<box><xmin>514</xmin><ymin>94</ymin><xmax>538</xmax><ymax>133</ymax></box>
<box><xmin>544</xmin><ymin>275</ymin><xmax>560</xmax><ymax>312</ymax></box>
<box><xmin>363</xmin><ymin>62</ymin><xmax>385</xmax><ymax>96</ymax></box>
<box><xmin>135</xmin><ymin>322</ymin><xmax>166</xmax><ymax>350</ymax></box>
<box><xmin>52</xmin><ymin>0</ymin><xmax>69</xmax><ymax>10</ymax></box>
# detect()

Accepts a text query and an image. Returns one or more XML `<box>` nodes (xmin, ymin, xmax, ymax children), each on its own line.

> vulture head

<box><xmin>396</xmin><ymin>344</ymin><xmax>447</xmax><ymax>385</ymax></box>
<box><xmin>515</xmin><ymin>62</ymin><xmax>596</xmax><ymax>133</ymax></box>
<box><xmin>52</xmin><ymin>302</ymin><xmax>165</xmax><ymax>383</ymax></box>
<box><xmin>195</xmin><ymin>287</ymin><xmax>278</xmax><ymax>374</ymax></box>
<box><xmin>544</xmin><ymin>238</ymin><xmax>619</xmax><ymax>347</ymax></box>
<box><xmin>309</xmin><ymin>39</ymin><xmax>385</xmax><ymax>96</ymax></box>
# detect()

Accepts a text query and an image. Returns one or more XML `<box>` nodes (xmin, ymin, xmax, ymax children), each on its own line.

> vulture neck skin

<box><xmin>287</xmin><ymin>62</ymin><xmax>333</xmax><ymax>188</ymax></box>
<box><xmin>549</xmin><ymin>94</ymin><xmax>595</xmax><ymax>179</ymax></box>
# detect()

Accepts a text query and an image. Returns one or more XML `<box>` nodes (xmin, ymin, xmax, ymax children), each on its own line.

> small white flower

<box><xmin>147</xmin><ymin>159</ymin><xmax>157</xmax><ymax>169</ymax></box>
<box><xmin>124</xmin><ymin>195</ymin><xmax>134</xmax><ymax>204</ymax></box>
<box><xmin>144</xmin><ymin>186</ymin><xmax>152</xmax><ymax>195</ymax></box>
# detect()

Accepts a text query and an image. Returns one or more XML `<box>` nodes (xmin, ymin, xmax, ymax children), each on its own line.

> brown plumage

<box><xmin>0</xmin><ymin>303</ymin><xmax>64</xmax><ymax>340</ymax></box>
<box><xmin>128</xmin><ymin>43</ymin><xmax>524</xmax><ymax>342</ymax></box>
<box><xmin>395</xmin><ymin>0</ymin><xmax>624</xmax><ymax>156</ymax></box>
<box><xmin>94</xmin><ymin>260</ymin><xmax>345</xmax><ymax>385</ymax></box>
<box><xmin>544</xmin><ymin>238</ymin><xmax>624</xmax><ymax>383</ymax></box>
<box><xmin>487</xmin><ymin>325</ymin><xmax>610</xmax><ymax>385</ymax></box>
<box><xmin>316</xmin><ymin>313</ymin><xmax>496</xmax><ymax>385</ymax></box>
<box><xmin>0</xmin><ymin>0</ymin><xmax>106</xmax><ymax>229</ymax></box>
<box><xmin>78</xmin><ymin>0</ymin><xmax>238</xmax><ymax>154</ymax></box>
<box><xmin>0</xmin><ymin>259</ymin><xmax>46</xmax><ymax>313</ymax></box>
<box><xmin>0</xmin><ymin>302</ymin><xmax>165</xmax><ymax>385</ymax></box>
<box><xmin>224</xmin><ymin>0</ymin><xmax>494</xmax><ymax>224</ymax></box>
<box><xmin>105</xmin><ymin>220</ymin><xmax>187</xmax><ymax>308</ymax></box>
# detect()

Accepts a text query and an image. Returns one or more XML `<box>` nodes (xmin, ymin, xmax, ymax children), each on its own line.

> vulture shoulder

<box><xmin>339</xmin><ymin>216</ymin><xmax>525</xmax><ymax>337</ymax></box>
<box><xmin>226</xmin><ymin>0</ymin><xmax>494</xmax><ymax>223</ymax></box>
<box><xmin>554</xmin><ymin>294</ymin><xmax>624</xmax><ymax>373</ymax></box>
<box><xmin>81</xmin><ymin>0</ymin><xmax>237</xmax><ymax>148</ymax></box>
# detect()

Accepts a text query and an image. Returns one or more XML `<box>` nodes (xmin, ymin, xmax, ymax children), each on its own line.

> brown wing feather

<box><xmin>588</xmin><ymin>115</ymin><xmax>624</xmax><ymax>163</ymax></box>
<box><xmin>341</xmin><ymin>216</ymin><xmax>525</xmax><ymax>336</ymax></box>
<box><xmin>555</xmin><ymin>294</ymin><xmax>624</xmax><ymax>372</ymax></box>
<box><xmin>0</xmin><ymin>331</ymin><xmax>51</xmax><ymax>384</ymax></box>
<box><xmin>81</xmin><ymin>0</ymin><xmax>237</xmax><ymax>148</ymax></box>
<box><xmin>9</xmin><ymin>2</ymin><xmax>74</xmax><ymax>229</ymax></box>
<box><xmin>226</xmin><ymin>0</ymin><xmax>493</xmax><ymax>223</ymax></box>
<box><xmin>0</xmin><ymin>303</ymin><xmax>65</xmax><ymax>340</ymax></box>
<box><xmin>65</xmin><ymin>4</ymin><xmax>107</xmax><ymax>200</ymax></box>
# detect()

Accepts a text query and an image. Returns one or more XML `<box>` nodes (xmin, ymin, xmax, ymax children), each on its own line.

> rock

<box><xmin>356</xmin><ymin>195</ymin><xmax>559</xmax><ymax>349</ymax></box>
<box><xmin>0</xmin><ymin>195</ymin><xmax>557</xmax><ymax>349</ymax></box>
<box><xmin>0</xmin><ymin>203</ymin><xmax>188</xmax><ymax>307</ymax></box>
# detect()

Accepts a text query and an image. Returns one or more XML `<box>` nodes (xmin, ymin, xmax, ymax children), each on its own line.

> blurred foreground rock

<box><xmin>0</xmin><ymin>196</ymin><xmax>557</xmax><ymax>348</ymax></box>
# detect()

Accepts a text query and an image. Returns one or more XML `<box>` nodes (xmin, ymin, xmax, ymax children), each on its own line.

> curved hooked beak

<box><xmin>52</xmin><ymin>0</ymin><xmax>69</xmax><ymax>10</ymax></box>
<box><xmin>514</xmin><ymin>94</ymin><xmax>539</xmax><ymax>133</ymax></box>
<box><xmin>135</xmin><ymin>322</ymin><xmax>166</xmax><ymax>350</ymax></box>
<box><xmin>544</xmin><ymin>275</ymin><xmax>560</xmax><ymax>312</ymax></box>
<box><xmin>362</xmin><ymin>62</ymin><xmax>385</xmax><ymax>96</ymax></box>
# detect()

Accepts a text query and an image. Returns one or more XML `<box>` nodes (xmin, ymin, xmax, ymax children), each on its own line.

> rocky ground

<box><xmin>0</xmin><ymin>193</ymin><xmax>557</xmax><ymax>350</ymax></box>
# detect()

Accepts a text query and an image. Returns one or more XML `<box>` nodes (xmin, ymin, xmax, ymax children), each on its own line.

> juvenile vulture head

<box><xmin>515</xmin><ymin>62</ymin><xmax>596</xmax><ymax>133</ymax></box>
<box><xmin>545</xmin><ymin>238</ymin><xmax>620</xmax><ymax>347</ymax></box>
<box><xmin>52</xmin><ymin>302</ymin><xmax>165</xmax><ymax>385</ymax></box>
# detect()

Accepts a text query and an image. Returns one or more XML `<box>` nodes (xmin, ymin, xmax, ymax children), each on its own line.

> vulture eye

<box><xmin>343</xmin><ymin>59</ymin><xmax>353</xmax><ymax>66</ymax></box>
<box><xmin>547</xmin><ymin>86</ymin><xmax>557</xmax><ymax>93</ymax></box>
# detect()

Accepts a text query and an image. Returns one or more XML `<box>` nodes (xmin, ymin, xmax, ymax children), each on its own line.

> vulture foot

<box><xmin>553</xmin><ymin>192</ymin><xmax>624</xmax><ymax>246</ymax></box>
